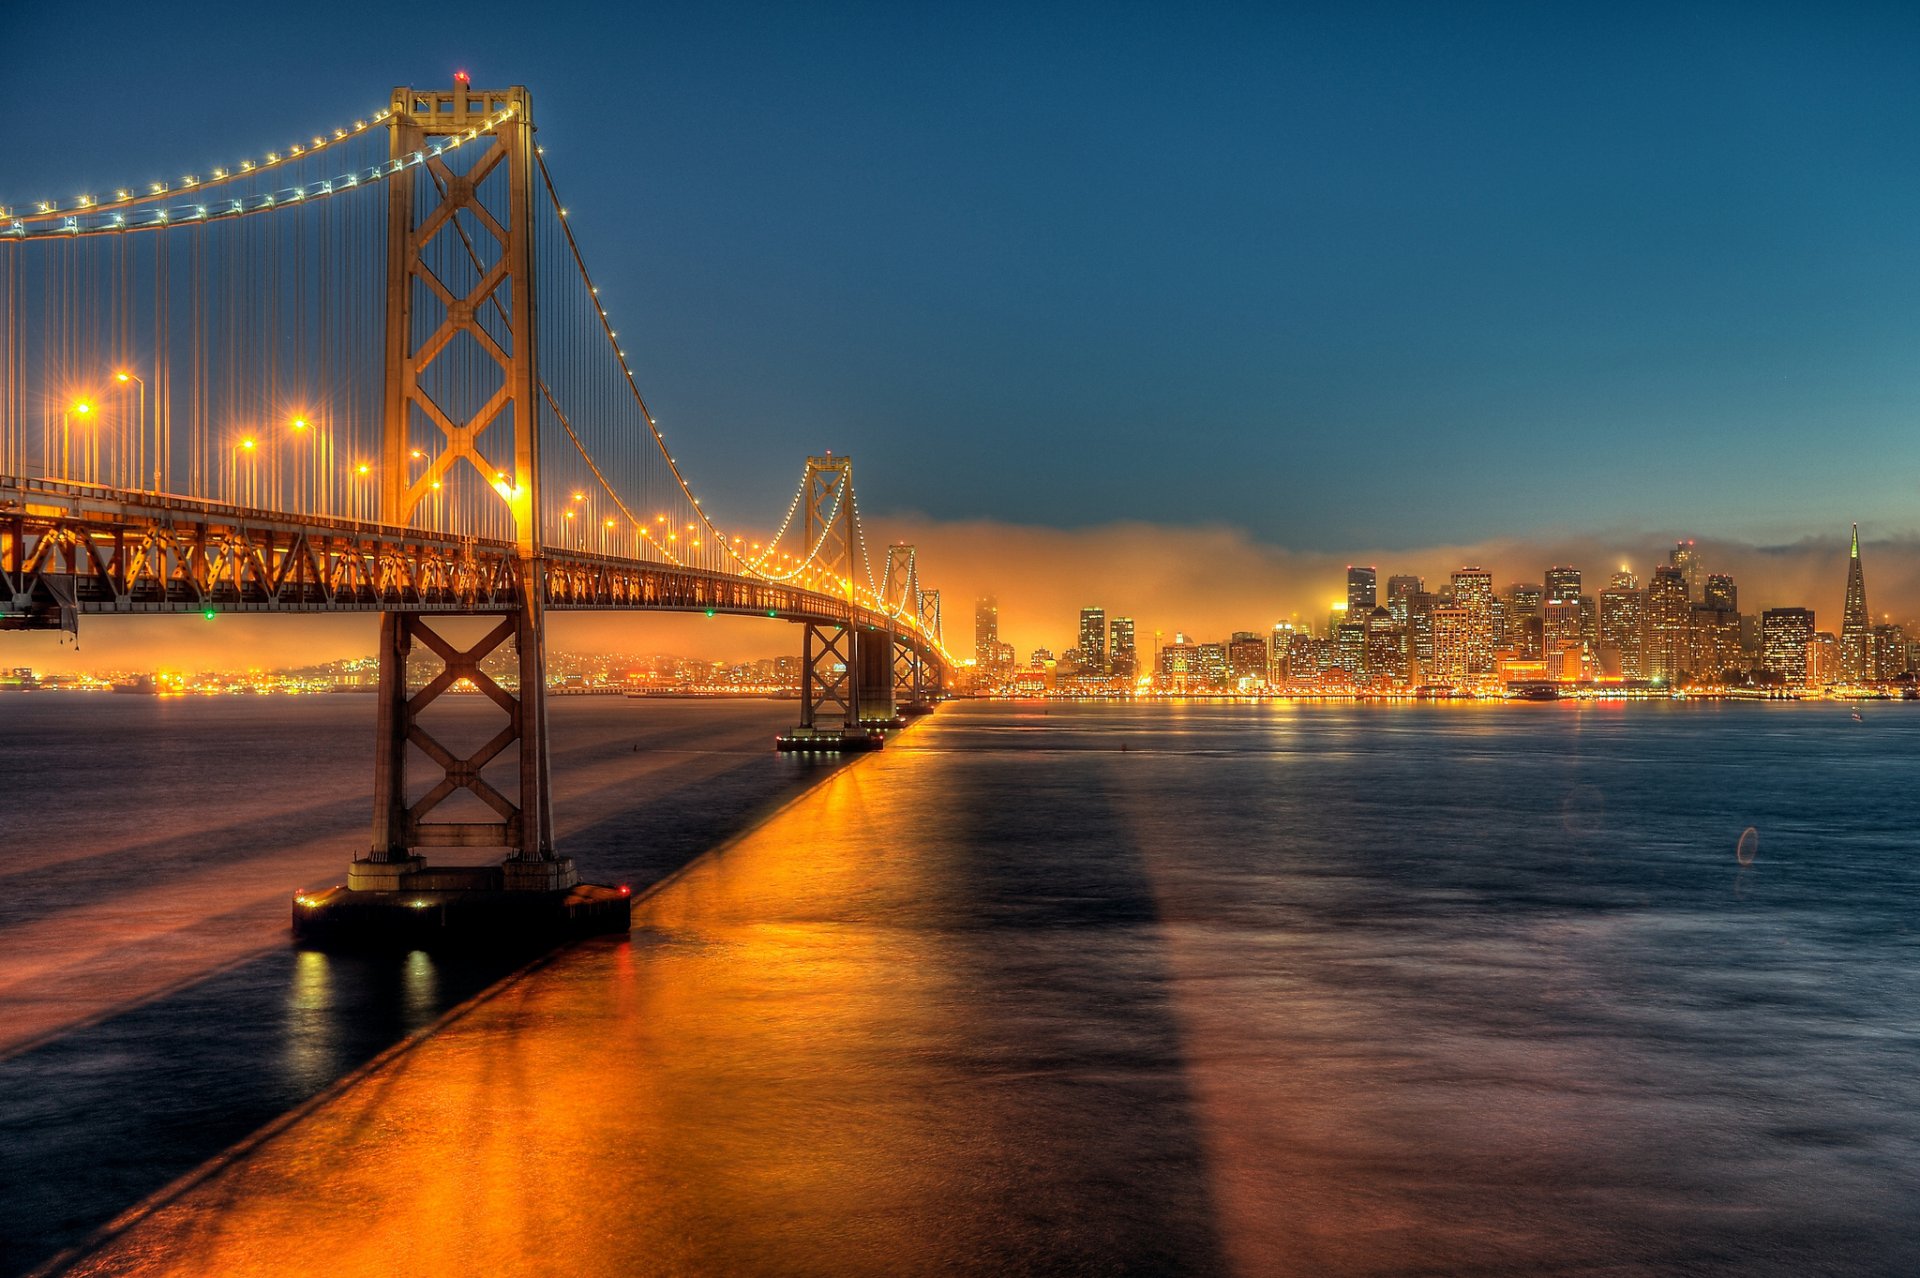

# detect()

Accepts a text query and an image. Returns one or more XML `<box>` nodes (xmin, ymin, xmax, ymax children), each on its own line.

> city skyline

<box><xmin>977</xmin><ymin>524</ymin><xmax>1913</xmax><ymax>695</ymax></box>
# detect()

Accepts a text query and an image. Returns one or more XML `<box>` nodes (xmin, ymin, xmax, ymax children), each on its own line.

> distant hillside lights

<box><xmin>969</xmin><ymin>526</ymin><xmax>1913</xmax><ymax>701</ymax></box>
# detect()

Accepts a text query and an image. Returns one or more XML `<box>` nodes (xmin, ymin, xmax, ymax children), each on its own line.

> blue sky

<box><xmin>8</xmin><ymin>0</ymin><xmax>1920</xmax><ymax>555</ymax></box>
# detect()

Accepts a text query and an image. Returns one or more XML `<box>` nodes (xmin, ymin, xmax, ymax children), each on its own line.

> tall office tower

<box><xmin>1704</xmin><ymin>574</ymin><xmax>1737</xmax><ymax>612</ymax></box>
<box><xmin>1609</xmin><ymin>569</ymin><xmax>1639</xmax><ymax>591</ymax></box>
<box><xmin>1690</xmin><ymin>605</ymin><xmax>1742</xmax><ymax>683</ymax></box>
<box><xmin>1870</xmin><ymin>623</ymin><xmax>1907</xmax><ymax>682</ymax></box>
<box><xmin>974</xmin><ymin>596</ymin><xmax>1003</xmax><ymax>685</ymax></box>
<box><xmin>1841</xmin><ymin>524</ymin><xmax>1870</xmax><ymax>681</ymax></box>
<box><xmin>1195</xmin><ymin>643</ymin><xmax>1230</xmax><ymax>689</ymax></box>
<box><xmin>1407</xmin><ymin>590</ymin><xmax>1438</xmax><ymax>666</ymax></box>
<box><xmin>1429</xmin><ymin>607</ymin><xmax>1472</xmax><ymax>685</ymax></box>
<box><xmin>1577</xmin><ymin>596</ymin><xmax>1599</xmax><ymax>649</ymax></box>
<box><xmin>1644</xmin><ymin>566</ymin><xmax>1692</xmax><ymax>682</ymax></box>
<box><xmin>1449</xmin><ymin>567</ymin><xmax>1497</xmax><ymax>674</ymax></box>
<box><xmin>1268</xmin><ymin>622</ymin><xmax>1296</xmax><ymax>683</ymax></box>
<box><xmin>1599</xmin><ymin>583</ymin><xmax>1645</xmax><ymax>679</ymax></box>
<box><xmin>1761</xmin><ymin>608</ymin><xmax>1815</xmax><ymax>686</ymax></box>
<box><xmin>1227</xmin><ymin>631</ymin><xmax>1269</xmax><ymax>685</ymax></box>
<box><xmin>975</xmin><ymin>596</ymin><xmax>1000</xmax><ymax>661</ymax></box>
<box><xmin>1347</xmin><ymin>566</ymin><xmax>1378</xmax><ymax>614</ymax></box>
<box><xmin>1671</xmin><ymin>540</ymin><xmax>1701</xmax><ymax>599</ymax></box>
<box><xmin>1542</xmin><ymin>599</ymin><xmax>1583</xmax><ymax>654</ymax></box>
<box><xmin>1109</xmin><ymin>617</ymin><xmax>1137</xmax><ymax>681</ymax></box>
<box><xmin>1078</xmin><ymin>607</ymin><xmax>1108</xmax><ymax>674</ymax></box>
<box><xmin>1544</xmin><ymin>566</ymin><xmax>1582</xmax><ymax>604</ymax></box>
<box><xmin>1334</xmin><ymin>623</ymin><xmax>1368</xmax><ymax>677</ymax></box>
<box><xmin>1504</xmin><ymin>584</ymin><xmax>1544</xmax><ymax>657</ymax></box>
<box><xmin>1805</xmin><ymin>631</ymin><xmax>1840</xmax><ymax>686</ymax></box>
<box><xmin>1364</xmin><ymin>607</ymin><xmax>1406</xmax><ymax>684</ymax></box>
<box><xmin>1287</xmin><ymin>631</ymin><xmax>1317</xmax><ymax>686</ymax></box>
<box><xmin>1385</xmin><ymin>575</ymin><xmax>1422</xmax><ymax>626</ymax></box>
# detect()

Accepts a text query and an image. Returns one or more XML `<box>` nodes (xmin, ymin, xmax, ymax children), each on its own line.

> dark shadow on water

<box><xmin>920</xmin><ymin>754</ymin><xmax>1231</xmax><ymax>1276</ymax></box>
<box><xmin>0</xmin><ymin>748</ymin><xmax>842</xmax><ymax>1278</ymax></box>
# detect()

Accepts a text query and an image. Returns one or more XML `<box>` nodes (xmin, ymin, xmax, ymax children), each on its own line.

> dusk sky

<box><xmin>7</xmin><ymin>1</ymin><xmax>1920</xmax><ymax>665</ymax></box>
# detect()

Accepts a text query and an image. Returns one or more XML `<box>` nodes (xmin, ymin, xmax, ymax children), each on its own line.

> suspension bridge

<box><xmin>0</xmin><ymin>79</ymin><xmax>951</xmax><ymax>935</ymax></box>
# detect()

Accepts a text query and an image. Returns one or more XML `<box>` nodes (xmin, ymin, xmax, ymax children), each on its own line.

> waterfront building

<box><xmin>1406</xmin><ymin>590</ymin><xmax>1438</xmax><ymax>666</ymax></box>
<box><xmin>1644</xmin><ymin>566</ymin><xmax>1691</xmax><ymax>682</ymax></box>
<box><xmin>1228</xmin><ymin>631</ymin><xmax>1269</xmax><ymax>686</ymax></box>
<box><xmin>1806</xmin><ymin>631</ymin><xmax>1840</xmax><ymax>686</ymax></box>
<box><xmin>1287</xmin><ymin>632</ymin><xmax>1320</xmax><ymax>687</ymax></box>
<box><xmin>1268</xmin><ymin>621</ymin><xmax>1297</xmax><ymax>683</ymax></box>
<box><xmin>1542</xmin><ymin>599</ymin><xmax>1583</xmax><ymax>656</ymax></box>
<box><xmin>1109</xmin><ymin>617</ymin><xmax>1137</xmax><ymax>682</ymax></box>
<box><xmin>1599</xmin><ymin>583</ymin><xmax>1645</xmax><ymax>679</ymax></box>
<box><xmin>1334</xmin><ymin>623</ymin><xmax>1368</xmax><ymax>677</ymax></box>
<box><xmin>1841</xmin><ymin>524</ymin><xmax>1870</xmax><ymax>681</ymax></box>
<box><xmin>1544</xmin><ymin>566</ymin><xmax>1581</xmax><ymax>604</ymax></box>
<box><xmin>1347</xmin><ymin>566</ymin><xmax>1378</xmax><ymax>614</ymax></box>
<box><xmin>1870</xmin><ymin>623</ymin><xmax>1907</xmax><ymax>682</ymax></box>
<box><xmin>1363</xmin><ymin>607</ymin><xmax>1405</xmax><ymax>685</ymax></box>
<box><xmin>1450</xmin><ymin>568</ymin><xmax>1497</xmax><ymax>674</ymax></box>
<box><xmin>1429</xmin><ymin>606</ymin><xmax>1472</xmax><ymax>686</ymax></box>
<box><xmin>1689</xmin><ymin>606</ymin><xmax>1742</xmax><ymax>684</ymax></box>
<box><xmin>1195</xmin><ymin>643</ymin><xmax>1229</xmax><ymax>689</ymax></box>
<box><xmin>1671</xmin><ymin>540</ymin><xmax>1700</xmax><ymax>599</ymax></box>
<box><xmin>1157</xmin><ymin>634</ymin><xmax>1196</xmax><ymax>693</ymax></box>
<box><xmin>1761</xmin><ymin>608</ymin><xmax>1815</xmax><ymax>686</ymax></box>
<box><xmin>1078</xmin><ymin>607</ymin><xmax>1108</xmax><ymax>674</ymax></box>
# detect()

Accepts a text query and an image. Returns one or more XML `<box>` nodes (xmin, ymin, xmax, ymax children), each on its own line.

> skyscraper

<box><xmin>1347</xmin><ymin>566</ymin><xmax>1378</xmax><ymax>615</ymax></box>
<box><xmin>1429</xmin><ymin>607</ymin><xmax>1472</xmax><ymax>686</ymax></box>
<box><xmin>1544</xmin><ymin>566</ymin><xmax>1582</xmax><ymax>604</ymax></box>
<box><xmin>1450</xmin><ymin>567</ymin><xmax>1496</xmax><ymax>675</ymax></box>
<box><xmin>1842</xmin><ymin>524</ymin><xmax>1870</xmax><ymax>681</ymax></box>
<box><xmin>1761</xmin><ymin>608</ymin><xmax>1815</xmax><ymax>686</ymax></box>
<box><xmin>1109</xmin><ymin>617</ymin><xmax>1136</xmax><ymax>682</ymax></box>
<box><xmin>1704</xmin><ymin>573</ymin><xmax>1737</xmax><ymax>613</ymax></box>
<box><xmin>1671</xmin><ymin>540</ymin><xmax>1700</xmax><ymax>600</ymax></box>
<box><xmin>1599</xmin><ymin>581</ymin><xmax>1645</xmax><ymax>679</ymax></box>
<box><xmin>1078</xmin><ymin>607</ymin><xmax>1108</xmax><ymax>674</ymax></box>
<box><xmin>1644</xmin><ymin>566</ymin><xmax>1691</xmax><ymax>682</ymax></box>
<box><xmin>1385</xmin><ymin>575</ymin><xmax>1423</xmax><ymax>625</ymax></box>
<box><xmin>974</xmin><ymin>596</ymin><xmax>1003</xmax><ymax>684</ymax></box>
<box><xmin>1227</xmin><ymin>631</ymin><xmax>1269</xmax><ymax>685</ymax></box>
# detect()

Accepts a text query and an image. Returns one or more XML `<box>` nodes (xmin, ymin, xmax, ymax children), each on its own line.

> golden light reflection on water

<box><xmin>68</xmin><ymin>756</ymin><xmax>1013</xmax><ymax>1278</ymax></box>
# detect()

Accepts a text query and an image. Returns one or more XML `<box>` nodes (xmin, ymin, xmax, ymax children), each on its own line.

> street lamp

<box><xmin>62</xmin><ymin>401</ymin><xmax>95</xmax><ymax>482</ymax></box>
<box><xmin>115</xmin><ymin>370</ymin><xmax>149</xmax><ymax>491</ymax></box>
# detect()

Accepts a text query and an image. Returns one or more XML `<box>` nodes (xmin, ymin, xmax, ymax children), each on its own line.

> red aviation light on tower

<box><xmin>453</xmin><ymin>69</ymin><xmax>471</xmax><ymax>85</ymax></box>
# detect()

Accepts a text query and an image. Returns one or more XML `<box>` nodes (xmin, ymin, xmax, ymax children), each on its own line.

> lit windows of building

<box><xmin>1346</xmin><ymin>566</ymin><xmax>1378</xmax><ymax>615</ymax></box>
<box><xmin>1544</xmin><ymin>566</ymin><xmax>1581</xmax><ymax>604</ymax></box>
<box><xmin>1599</xmin><ymin>583</ymin><xmax>1645</xmax><ymax>680</ymax></box>
<box><xmin>1428</xmin><ymin>606</ymin><xmax>1472</xmax><ymax>687</ymax></box>
<box><xmin>1805</xmin><ymin>631</ymin><xmax>1840</xmax><ymax>686</ymax></box>
<box><xmin>1704</xmin><ymin>573</ymin><xmax>1737</xmax><ymax>613</ymax></box>
<box><xmin>1870</xmin><ymin>623</ymin><xmax>1906</xmax><ymax>683</ymax></box>
<box><xmin>1689</xmin><ymin>606</ymin><xmax>1742</xmax><ymax>685</ymax></box>
<box><xmin>1760</xmin><ymin>608</ymin><xmax>1815</xmax><ymax>687</ymax></box>
<box><xmin>1109</xmin><ymin>617</ymin><xmax>1136</xmax><ymax>682</ymax></box>
<box><xmin>1644</xmin><ymin>566</ymin><xmax>1691</xmax><ymax>683</ymax></box>
<box><xmin>1078</xmin><ymin>607</ymin><xmax>1108</xmax><ymax>674</ymax></box>
<box><xmin>1227</xmin><ymin>631</ymin><xmax>1269</xmax><ymax>687</ymax></box>
<box><xmin>1385</xmin><ymin>575</ymin><xmax>1422</xmax><ymax>626</ymax></box>
<box><xmin>1195</xmin><ymin>642</ymin><xmax>1229</xmax><ymax>689</ymax></box>
<box><xmin>1671</xmin><ymin>540</ymin><xmax>1700</xmax><ymax>600</ymax></box>
<box><xmin>1449</xmin><ymin>568</ymin><xmax>1496</xmax><ymax>674</ymax></box>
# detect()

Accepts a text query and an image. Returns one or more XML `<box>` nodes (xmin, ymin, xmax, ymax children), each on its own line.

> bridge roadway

<box><xmin>1</xmin><ymin>475</ymin><xmax>933</xmax><ymax>655</ymax></box>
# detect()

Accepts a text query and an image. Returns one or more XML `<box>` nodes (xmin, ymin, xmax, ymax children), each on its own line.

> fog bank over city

<box><xmin>10</xmin><ymin>516</ymin><xmax>1918</xmax><ymax>676</ymax></box>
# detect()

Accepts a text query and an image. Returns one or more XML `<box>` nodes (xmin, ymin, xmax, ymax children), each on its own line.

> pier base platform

<box><xmin>775</xmin><ymin>727</ymin><xmax>885</xmax><ymax>753</ymax></box>
<box><xmin>898</xmin><ymin>701</ymin><xmax>936</xmax><ymax>718</ymax></box>
<box><xmin>293</xmin><ymin>862</ymin><xmax>631</xmax><ymax>950</ymax></box>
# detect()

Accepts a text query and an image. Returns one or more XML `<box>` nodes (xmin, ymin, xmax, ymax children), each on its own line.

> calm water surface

<box><xmin>5</xmin><ymin>698</ymin><xmax>1920</xmax><ymax>1276</ymax></box>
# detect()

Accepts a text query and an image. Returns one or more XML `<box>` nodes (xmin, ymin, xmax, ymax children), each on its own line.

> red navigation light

<box><xmin>618</xmin><ymin>885</ymin><xmax>632</xmax><ymax>896</ymax></box>
<box><xmin>454</xmin><ymin>69</ymin><xmax>470</xmax><ymax>84</ymax></box>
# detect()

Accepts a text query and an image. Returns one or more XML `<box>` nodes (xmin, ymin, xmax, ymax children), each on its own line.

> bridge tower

<box><xmin>357</xmin><ymin>79</ymin><xmax>572</xmax><ymax>893</ymax></box>
<box><xmin>780</xmin><ymin>455</ymin><xmax>883</xmax><ymax>750</ymax></box>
